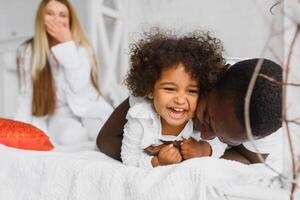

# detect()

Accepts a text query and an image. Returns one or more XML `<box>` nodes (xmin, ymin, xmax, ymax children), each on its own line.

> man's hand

<box><xmin>45</xmin><ymin>20</ymin><xmax>72</xmax><ymax>43</ymax></box>
<box><xmin>221</xmin><ymin>145</ymin><xmax>268</xmax><ymax>164</ymax></box>
<box><xmin>180</xmin><ymin>138</ymin><xmax>212</xmax><ymax>160</ymax></box>
<box><xmin>157</xmin><ymin>144</ymin><xmax>182</xmax><ymax>165</ymax></box>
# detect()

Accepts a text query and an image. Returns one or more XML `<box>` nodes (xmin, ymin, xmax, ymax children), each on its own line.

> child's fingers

<box><xmin>162</xmin><ymin>146</ymin><xmax>180</xmax><ymax>159</ymax></box>
<box><xmin>170</xmin><ymin>148</ymin><xmax>182</xmax><ymax>160</ymax></box>
<box><xmin>180</xmin><ymin>138</ymin><xmax>191</xmax><ymax>146</ymax></box>
<box><xmin>181</xmin><ymin>150</ymin><xmax>190</xmax><ymax>160</ymax></box>
<box><xmin>180</xmin><ymin>142</ymin><xmax>185</xmax><ymax>149</ymax></box>
<box><xmin>166</xmin><ymin>144</ymin><xmax>173</xmax><ymax>149</ymax></box>
<box><xmin>181</xmin><ymin>138</ymin><xmax>197</xmax><ymax>148</ymax></box>
<box><xmin>160</xmin><ymin>144</ymin><xmax>173</xmax><ymax>154</ymax></box>
<box><xmin>185</xmin><ymin>138</ymin><xmax>195</xmax><ymax>144</ymax></box>
<box><xmin>180</xmin><ymin>141</ymin><xmax>189</xmax><ymax>151</ymax></box>
<box><xmin>180</xmin><ymin>149</ymin><xmax>187</xmax><ymax>156</ymax></box>
<box><xmin>174</xmin><ymin>152</ymin><xmax>182</xmax><ymax>163</ymax></box>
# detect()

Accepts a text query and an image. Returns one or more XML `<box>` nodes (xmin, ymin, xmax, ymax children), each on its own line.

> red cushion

<box><xmin>0</xmin><ymin>118</ymin><xmax>54</xmax><ymax>151</ymax></box>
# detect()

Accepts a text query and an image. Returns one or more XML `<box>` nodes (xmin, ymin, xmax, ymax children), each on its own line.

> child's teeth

<box><xmin>173</xmin><ymin>108</ymin><xmax>183</xmax><ymax>112</ymax></box>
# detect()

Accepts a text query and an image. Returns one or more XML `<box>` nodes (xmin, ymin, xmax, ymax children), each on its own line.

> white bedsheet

<box><xmin>0</xmin><ymin>144</ymin><xmax>288</xmax><ymax>200</ymax></box>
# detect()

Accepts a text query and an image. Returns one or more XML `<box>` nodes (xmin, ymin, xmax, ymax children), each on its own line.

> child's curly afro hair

<box><xmin>125</xmin><ymin>28</ymin><xmax>226</xmax><ymax>97</ymax></box>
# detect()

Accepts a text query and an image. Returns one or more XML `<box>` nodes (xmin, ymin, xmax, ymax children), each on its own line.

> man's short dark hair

<box><xmin>215</xmin><ymin>58</ymin><xmax>282</xmax><ymax>137</ymax></box>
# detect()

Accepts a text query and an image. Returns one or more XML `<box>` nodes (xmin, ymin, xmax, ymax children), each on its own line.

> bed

<box><xmin>0</xmin><ymin>142</ymin><xmax>289</xmax><ymax>200</ymax></box>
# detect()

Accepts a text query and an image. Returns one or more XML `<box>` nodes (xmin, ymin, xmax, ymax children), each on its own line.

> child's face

<box><xmin>147</xmin><ymin>63</ymin><xmax>199</xmax><ymax>134</ymax></box>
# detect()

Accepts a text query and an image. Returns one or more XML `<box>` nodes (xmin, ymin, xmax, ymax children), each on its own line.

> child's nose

<box><xmin>174</xmin><ymin>94</ymin><xmax>187</xmax><ymax>104</ymax></box>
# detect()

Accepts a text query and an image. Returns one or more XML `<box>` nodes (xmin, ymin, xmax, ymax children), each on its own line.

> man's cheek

<box><xmin>193</xmin><ymin>117</ymin><xmax>201</xmax><ymax>130</ymax></box>
<box><xmin>200</xmin><ymin>123</ymin><xmax>215</xmax><ymax>140</ymax></box>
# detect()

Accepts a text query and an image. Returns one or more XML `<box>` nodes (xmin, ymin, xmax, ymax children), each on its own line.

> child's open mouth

<box><xmin>168</xmin><ymin>107</ymin><xmax>187</xmax><ymax>120</ymax></box>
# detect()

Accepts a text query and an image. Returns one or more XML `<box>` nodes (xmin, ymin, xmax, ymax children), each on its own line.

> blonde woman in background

<box><xmin>15</xmin><ymin>0</ymin><xmax>113</xmax><ymax>146</ymax></box>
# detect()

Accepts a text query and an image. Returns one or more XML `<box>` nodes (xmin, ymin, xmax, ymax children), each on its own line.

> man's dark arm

<box><xmin>221</xmin><ymin>145</ymin><xmax>268</xmax><ymax>164</ymax></box>
<box><xmin>221</xmin><ymin>146</ymin><xmax>251</xmax><ymax>164</ymax></box>
<box><xmin>96</xmin><ymin>98</ymin><xmax>130</xmax><ymax>161</ymax></box>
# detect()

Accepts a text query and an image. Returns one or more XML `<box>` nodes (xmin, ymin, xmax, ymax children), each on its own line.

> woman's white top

<box><xmin>121</xmin><ymin>97</ymin><xmax>227</xmax><ymax>169</ymax></box>
<box><xmin>14</xmin><ymin>41</ymin><xmax>113</xmax><ymax>133</ymax></box>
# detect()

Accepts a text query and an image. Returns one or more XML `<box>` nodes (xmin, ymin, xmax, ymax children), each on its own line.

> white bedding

<box><xmin>0</xmin><ymin>144</ymin><xmax>288</xmax><ymax>200</ymax></box>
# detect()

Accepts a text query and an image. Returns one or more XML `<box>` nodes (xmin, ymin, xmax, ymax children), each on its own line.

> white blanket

<box><xmin>0</xmin><ymin>145</ymin><xmax>288</xmax><ymax>200</ymax></box>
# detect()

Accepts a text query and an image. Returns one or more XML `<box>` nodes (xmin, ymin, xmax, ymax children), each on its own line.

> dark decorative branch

<box><xmin>270</xmin><ymin>1</ymin><xmax>282</xmax><ymax>15</ymax></box>
<box><xmin>290</xmin><ymin>116</ymin><xmax>300</xmax><ymax>121</ymax></box>
<box><xmin>283</xmin><ymin>23</ymin><xmax>300</xmax><ymax>200</ymax></box>
<box><xmin>286</xmin><ymin>120</ymin><xmax>300</xmax><ymax>126</ymax></box>
<box><xmin>259</xmin><ymin>73</ymin><xmax>300</xmax><ymax>87</ymax></box>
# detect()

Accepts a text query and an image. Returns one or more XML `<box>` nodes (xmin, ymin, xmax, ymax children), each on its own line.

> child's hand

<box><xmin>157</xmin><ymin>144</ymin><xmax>182</xmax><ymax>165</ymax></box>
<box><xmin>180</xmin><ymin>138</ymin><xmax>212</xmax><ymax>160</ymax></box>
<box><xmin>45</xmin><ymin>20</ymin><xmax>72</xmax><ymax>43</ymax></box>
<box><xmin>144</xmin><ymin>144</ymin><xmax>167</xmax><ymax>156</ymax></box>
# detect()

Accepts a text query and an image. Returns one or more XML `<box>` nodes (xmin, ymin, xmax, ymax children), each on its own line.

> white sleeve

<box><xmin>242</xmin><ymin>128</ymin><xmax>283</xmax><ymax>154</ymax></box>
<box><xmin>129</xmin><ymin>95</ymin><xmax>144</xmax><ymax>107</ymax></box>
<box><xmin>14</xmin><ymin>44</ymin><xmax>33</xmax><ymax>123</ymax></box>
<box><xmin>242</xmin><ymin>128</ymin><xmax>283</xmax><ymax>172</ymax></box>
<box><xmin>206</xmin><ymin>137</ymin><xmax>227</xmax><ymax>158</ymax></box>
<box><xmin>191</xmin><ymin>129</ymin><xmax>227</xmax><ymax>158</ymax></box>
<box><xmin>121</xmin><ymin>117</ymin><xmax>153</xmax><ymax>169</ymax></box>
<box><xmin>51</xmin><ymin>41</ymin><xmax>92</xmax><ymax>93</ymax></box>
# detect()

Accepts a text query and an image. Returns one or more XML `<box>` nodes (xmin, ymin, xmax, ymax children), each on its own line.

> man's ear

<box><xmin>196</xmin><ymin>96</ymin><xmax>207</xmax><ymax>122</ymax></box>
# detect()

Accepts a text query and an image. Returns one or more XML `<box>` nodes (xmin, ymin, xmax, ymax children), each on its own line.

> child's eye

<box><xmin>163</xmin><ymin>87</ymin><xmax>175</xmax><ymax>91</ymax></box>
<box><xmin>188</xmin><ymin>89</ymin><xmax>198</xmax><ymax>94</ymax></box>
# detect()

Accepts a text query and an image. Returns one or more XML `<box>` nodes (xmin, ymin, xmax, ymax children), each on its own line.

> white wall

<box><xmin>0</xmin><ymin>0</ymin><xmax>38</xmax><ymax>41</ymax></box>
<box><xmin>126</xmin><ymin>0</ymin><xmax>281</xmax><ymax>60</ymax></box>
<box><xmin>0</xmin><ymin>0</ymin><xmax>39</xmax><ymax>118</ymax></box>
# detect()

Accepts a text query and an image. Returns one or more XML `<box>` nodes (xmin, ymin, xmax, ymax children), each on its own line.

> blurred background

<box><xmin>0</xmin><ymin>0</ymin><xmax>286</xmax><ymax>118</ymax></box>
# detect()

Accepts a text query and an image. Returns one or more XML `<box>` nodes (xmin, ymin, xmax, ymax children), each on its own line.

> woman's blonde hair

<box><xmin>31</xmin><ymin>0</ymin><xmax>99</xmax><ymax>116</ymax></box>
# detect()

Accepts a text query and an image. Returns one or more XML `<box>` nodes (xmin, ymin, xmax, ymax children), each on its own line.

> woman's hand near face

<box><xmin>180</xmin><ymin>138</ymin><xmax>212</xmax><ymax>160</ymax></box>
<box><xmin>45</xmin><ymin>20</ymin><xmax>72</xmax><ymax>43</ymax></box>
